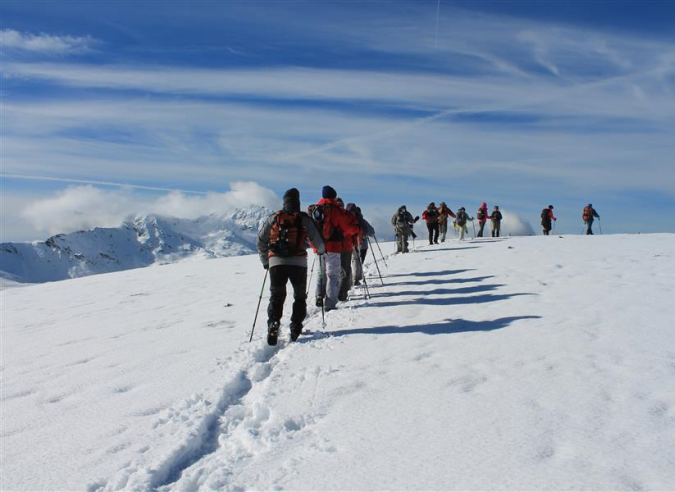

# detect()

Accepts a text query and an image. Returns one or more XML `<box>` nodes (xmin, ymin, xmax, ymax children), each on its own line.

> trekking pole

<box><xmin>367</xmin><ymin>237</ymin><xmax>385</xmax><ymax>285</ymax></box>
<box><xmin>318</xmin><ymin>254</ymin><xmax>326</xmax><ymax>328</ymax></box>
<box><xmin>306</xmin><ymin>255</ymin><xmax>316</xmax><ymax>296</ymax></box>
<box><xmin>372</xmin><ymin>235</ymin><xmax>388</xmax><ymax>268</ymax></box>
<box><xmin>471</xmin><ymin>220</ymin><xmax>477</xmax><ymax>238</ymax></box>
<box><xmin>598</xmin><ymin>219</ymin><xmax>603</xmax><ymax>235</ymax></box>
<box><xmin>354</xmin><ymin>246</ymin><xmax>371</xmax><ymax>299</ymax></box>
<box><xmin>249</xmin><ymin>268</ymin><xmax>269</xmax><ymax>343</ymax></box>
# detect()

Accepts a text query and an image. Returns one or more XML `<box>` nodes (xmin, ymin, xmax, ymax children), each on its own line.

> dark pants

<box><xmin>477</xmin><ymin>221</ymin><xmax>486</xmax><ymax>237</ymax></box>
<box><xmin>585</xmin><ymin>220</ymin><xmax>594</xmax><ymax>235</ymax></box>
<box><xmin>360</xmin><ymin>247</ymin><xmax>368</xmax><ymax>264</ymax></box>
<box><xmin>267</xmin><ymin>265</ymin><xmax>307</xmax><ymax>326</ymax></box>
<box><xmin>492</xmin><ymin>221</ymin><xmax>500</xmax><ymax>237</ymax></box>
<box><xmin>427</xmin><ymin>223</ymin><xmax>439</xmax><ymax>244</ymax></box>
<box><xmin>339</xmin><ymin>251</ymin><xmax>352</xmax><ymax>300</ymax></box>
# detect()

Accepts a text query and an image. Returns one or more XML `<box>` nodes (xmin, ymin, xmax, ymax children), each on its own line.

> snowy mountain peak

<box><xmin>0</xmin><ymin>205</ymin><xmax>273</xmax><ymax>284</ymax></box>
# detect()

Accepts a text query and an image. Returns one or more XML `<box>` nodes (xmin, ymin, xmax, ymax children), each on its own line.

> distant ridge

<box><xmin>0</xmin><ymin>205</ymin><xmax>272</xmax><ymax>284</ymax></box>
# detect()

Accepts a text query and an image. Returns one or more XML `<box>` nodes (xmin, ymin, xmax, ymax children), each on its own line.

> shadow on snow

<box><xmin>327</xmin><ymin>316</ymin><xmax>542</xmax><ymax>338</ymax></box>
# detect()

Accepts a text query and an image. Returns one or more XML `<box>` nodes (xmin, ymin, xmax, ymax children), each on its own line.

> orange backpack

<box><xmin>269</xmin><ymin>212</ymin><xmax>307</xmax><ymax>257</ymax></box>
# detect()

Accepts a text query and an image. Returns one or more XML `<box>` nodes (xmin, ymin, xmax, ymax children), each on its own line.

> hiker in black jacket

<box><xmin>490</xmin><ymin>206</ymin><xmax>503</xmax><ymax>237</ymax></box>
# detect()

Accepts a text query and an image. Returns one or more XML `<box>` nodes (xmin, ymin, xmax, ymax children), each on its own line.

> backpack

<box><xmin>541</xmin><ymin>208</ymin><xmax>549</xmax><ymax>220</ymax></box>
<box><xmin>396</xmin><ymin>211</ymin><xmax>409</xmax><ymax>227</ymax></box>
<box><xmin>308</xmin><ymin>203</ymin><xmax>343</xmax><ymax>242</ymax></box>
<box><xmin>476</xmin><ymin>208</ymin><xmax>485</xmax><ymax>220</ymax></box>
<box><xmin>583</xmin><ymin>206</ymin><xmax>593</xmax><ymax>221</ymax></box>
<box><xmin>456</xmin><ymin>210</ymin><xmax>467</xmax><ymax>226</ymax></box>
<box><xmin>269</xmin><ymin>211</ymin><xmax>306</xmax><ymax>257</ymax></box>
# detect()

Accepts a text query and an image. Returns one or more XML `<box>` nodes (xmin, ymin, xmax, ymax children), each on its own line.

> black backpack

<box><xmin>541</xmin><ymin>208</ymin><xmax>549</xmax><ymax>220</ymax></box>
<box><xmin>456</xmin><ymin>210</ymin><xmax>467</xmax><ymax>226</ymax></box>
<box><xmin>477</xmin><ymin>208</ymin><xmax>485</xmax><ymax>220</ymax></box>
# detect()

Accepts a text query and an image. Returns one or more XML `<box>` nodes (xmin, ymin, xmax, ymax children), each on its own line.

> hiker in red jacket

<box><xmin>422</xmin><ymin>202</ymin><xmax>440</xmax><ymax>245</ymax></box>
<box><xmin>308</xmin><ymin>186</ymin><xmax>360</xmax><ymax>311</ymax></box>
<box><xmin>336</xmin><ymin>197</ymin><xmax>358</xmax><ymax>302</ymax></box>
<box><xmin>476</xmin><ymin>202</ymin><xmax>488</xmax><ymax>237</ymax></box>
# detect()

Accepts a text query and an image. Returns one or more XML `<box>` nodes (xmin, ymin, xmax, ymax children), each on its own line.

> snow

<box><xmin>2</xmin><ymin>234</ymin><xmax>675</xmax><ymax>490</ymax></box>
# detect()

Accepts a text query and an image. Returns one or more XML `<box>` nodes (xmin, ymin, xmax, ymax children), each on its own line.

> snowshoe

<box><xmin>267</xmin><ymin>320</ymin><xmax>280</xmax><ymax>346</ymax></box>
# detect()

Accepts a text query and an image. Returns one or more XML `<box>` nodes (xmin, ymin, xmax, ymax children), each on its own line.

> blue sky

<box><xmin>2</xmin><ymin>0</ymin><xmax>675</xmax><ymax>240</ymax></box>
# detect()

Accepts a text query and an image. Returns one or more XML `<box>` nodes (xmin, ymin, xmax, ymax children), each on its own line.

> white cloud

<box><xmin>0</xmin><ymin>29</ymin><xmax>97</xmax><ymax>54</ymax></box>
<box><xmin>20</xmin><ymin>183</ymin><xmax>279</xmax><ymax>236</ymax></box>
<box><xmin>499</xmin><ymin>210</ymin><xmax>535</xmax><ymax>236</ymax></box>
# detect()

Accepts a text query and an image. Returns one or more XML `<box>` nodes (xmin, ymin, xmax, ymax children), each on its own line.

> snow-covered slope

<box><xmin>0</xmin><ymin>206</ymin><xmax>270</xmax><ymax>284</ymax></box>
<box><xmin>3</xmin><ymin>234</ymin><xmax>675</xmax><ymax>490</ymax></box>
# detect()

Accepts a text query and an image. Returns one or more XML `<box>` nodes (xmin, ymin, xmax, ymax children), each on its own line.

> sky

<box><xmin>1</xmin><ymin>0</ymin><xmax>675</xmax><ymax>241</ymax></box>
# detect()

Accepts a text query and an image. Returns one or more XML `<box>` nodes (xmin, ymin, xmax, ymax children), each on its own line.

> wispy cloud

<box><xmin>20</xmin><ymin>182</ymin><xmax>279</xmax><ymax>236</ymax></box>
<box><xmin>0</xmin><ymin>29</ymin><xmax>98</xmax><ymax>55</ymax></box>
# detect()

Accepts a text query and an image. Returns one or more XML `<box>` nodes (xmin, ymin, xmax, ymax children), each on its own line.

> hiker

<box><xmin>422</xmin><ymin>202</ymin><xmax>440</xmax><ymax>245</ymax></box>
<box><xmin>582</xmin><ymin>204</ymin><xmax>600</xmax><ymax>235</ymax></box>
<box><xmin>391</xmin><ymin>205</ymin><xmax>418</xmax><ymax>253</ymax></box>
<box><xmin>348</xmin><ymin>204</ymin><xmax>375</xmax><ymax>286</ymax></box>
<box><xmin>490</xmin><ymin>206</ymin><xmax>503</xmax><ymax>237</ymax></box>
<box><xmin>257</xmin><ymin>188</ymin><xmax>325</xmax><ymax>345</ymax></box>
<box><xmin>476</xmin><ymin>202</ymin><xmax>488</xmax><ymax>237</ymax></box>
<box><xmin>355</xmin><ymin>206</ymin><xmax>375</xmax><ymax>265</ymax></box>
<box><xmin>454</xmin><ymin>207</ymin><xmax>473</xmax><ymax>241</ymax></box>
<box><xmin>308</xmin><ymin>186</ymin><xmax>360</xmax><ymax>312</ymax></box>
<box><xmin>541</xmin><ymin>205</ymin><xmax>556</xmax><ymax>235</ymax></box>
<box><xmin>437</xmin><ymin>202</ymin><xmax>456</xmax><ymax>242</ymax></box>
<box><xmin>337</xmin><ymin>197</ymin><xmax>357</xmax><ymax>302</ymax></box>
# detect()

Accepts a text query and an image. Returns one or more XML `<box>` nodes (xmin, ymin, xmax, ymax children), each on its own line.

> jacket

<box><xmin>477</xmin><ymin>203</ymin><xmax>488</xmax><ymax>223</ymax></box>
<box><xmin>422</xmin><ymin>206</ymin><xmax>440</xmax><ymax>224</ymax></box>
<box><xmin>311</xmin><ymin>198</ymin><xmax>360</xmax><ymax>254</ymax></box>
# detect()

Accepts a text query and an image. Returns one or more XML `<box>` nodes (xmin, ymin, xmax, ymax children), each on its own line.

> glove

<box><xmin>414</xmin><ymin>216</ymin><xmax>420</xmax><ymax>222</ymax></box>
<box><xmin>263</xmin><ymin>263</ymin><xmax>269</xmax><ymax>270</ymax></box>
<box><xmin>554</xmin><ymin>218</ymin><xmax>557</xmax><ymax>221</ymax></box>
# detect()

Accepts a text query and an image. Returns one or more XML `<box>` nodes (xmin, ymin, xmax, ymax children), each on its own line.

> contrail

<box><xmin>435</xmin><ymin>0</ymin><xmax>441</xmax><ymax>49</ymax></box>
<box><xmin>0</xmin><ymin>173</ymin><xmax>208</xmax><ymax>195</ymax></box>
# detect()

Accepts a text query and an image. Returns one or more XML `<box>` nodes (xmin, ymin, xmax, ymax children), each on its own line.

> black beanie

<box><xmin>322</xmin><ymin>185</ymin><xmax>337</xmax><ymax>199</ymax></box>
<box><xmin>283</xmin><ymin>188</ymin><xmax>300</xmax><ymax>213</ymax></box>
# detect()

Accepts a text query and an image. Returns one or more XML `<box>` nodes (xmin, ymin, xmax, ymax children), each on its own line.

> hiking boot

<box><xmin>290</xmin><ymin>322</ymin><xmax>303</xmax><ymax>342</ymax></box>
<box><xmin>267</xmin><ymin>320</ymin><xmax>280</xmax><ymax>346</ymax></box>
<box><xmin>353</xmin><ymin>280</ymin><xmax>361</xmax><ymax>286</ymax></box>
<box><xmin>338</xmin><ymin>294</ymin><xmax>348</xmax><ymax>302</ymax></box>
<box><xmin>315</xmin><ymin>297</ymin><xmax>323</xmax><ymax>307</ymax></box>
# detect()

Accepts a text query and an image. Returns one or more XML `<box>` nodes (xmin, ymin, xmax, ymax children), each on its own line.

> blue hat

<box><xmin>322</xmin><ymin>185</ymin><xmax>337</xmax><ymax>199</ymax></box>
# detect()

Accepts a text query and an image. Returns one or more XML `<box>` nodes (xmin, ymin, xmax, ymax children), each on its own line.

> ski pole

<box><xmin>367</xmin><ymin>237</ymin><xmax>385</xmax><ymax>285</ymax></box>
<box><xmin>318</xmin><ymin>254</ymin><xmax>326</xmax><ymax>328</ymax></box>
<box><xmin>373</xmin><ymin>235</ymin><xmax>388</xmax><ymax>268</ymax></box>
<box><xmin>249</xmin><ymin>268</ymin><xmax>269</xmax><ymax>343</ymax></box>
<box><xmin>306</xmin><ymin>255</ymin><xmax>316</xmax><ymax>296</ymax></box>
<box><xmin>355</xmin><ymin>246</ymin><xmax>371</xmax><ymax>299</ymax></box>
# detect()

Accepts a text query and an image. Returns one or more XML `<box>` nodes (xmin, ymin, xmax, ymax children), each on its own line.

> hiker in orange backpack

<box><xmin>257</xmin><ymin>188</ymin><xmax>325</xmax><ymax>345</ymax></box>
<box><xmin>582</xmin><ymin>204</ymin><xmax>600</xmax><ymax>235</ymax></box>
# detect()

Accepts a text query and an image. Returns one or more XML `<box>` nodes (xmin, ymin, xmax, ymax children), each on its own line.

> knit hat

<box><xmin>336</xmin><ymin>197</ymin><xmax>344</xmax><ymax>208</ymax></box>
<box><xmin>322</xmin><ymin>185</ymin><xmax>337</xmax><ymax>199</ymax></box>
<box><xmin>282</xmin><ymin>188</ymin><xmax>300</xmax><ymax>213</ymax></box>
<box><xmin>548</xmin><ymin>205</ymin><xmax>554</xmax><ymax>209</ymax></box>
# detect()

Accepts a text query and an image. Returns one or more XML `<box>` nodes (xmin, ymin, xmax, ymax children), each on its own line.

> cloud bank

<box><xmin>21</xmin><ymin>182</ymin><xmax>279</xmax><ymax>236</ymax></box>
